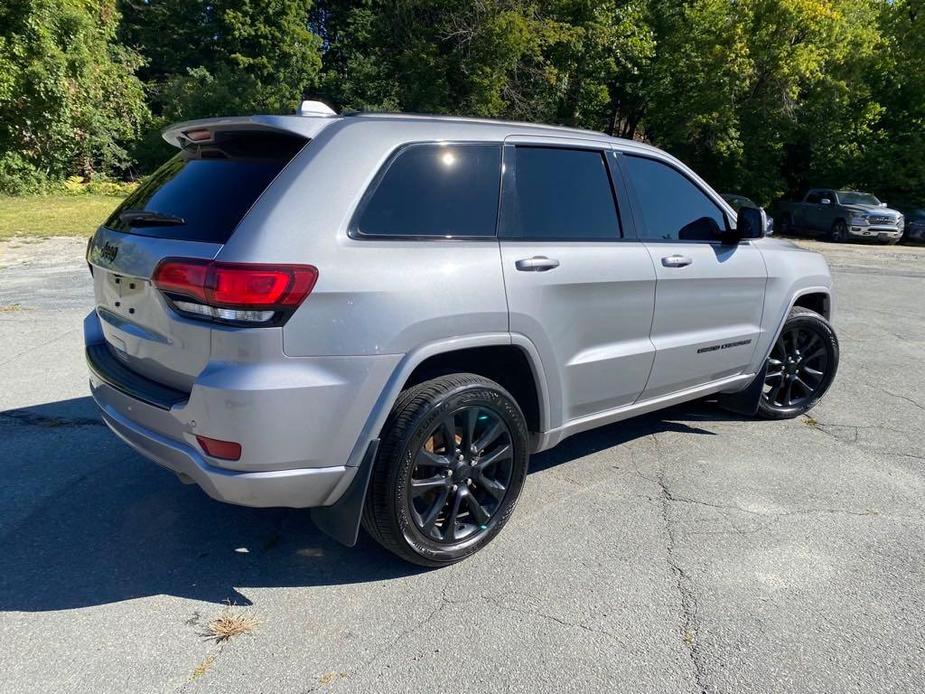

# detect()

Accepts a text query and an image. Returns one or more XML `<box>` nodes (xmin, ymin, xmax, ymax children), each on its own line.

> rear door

<box><xmin>499</xmin><ymin>138</ymin><xmax>656</xmax><ymax>426</ymax></box>
<box><xmin>617</xmin><ymin>152</ymin><xmax>767</xmax><ymax>400</ymax></box>
<box><xmin>87</xmin><ymin>130</ymin><xmax>307</xmax><ymax>390</ymax></box>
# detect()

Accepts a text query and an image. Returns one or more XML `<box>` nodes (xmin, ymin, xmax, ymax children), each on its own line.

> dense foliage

<box><xmin>0</xmin><ymin>0</ymin><xmax>922</xmax><ymax>205</ymax></box>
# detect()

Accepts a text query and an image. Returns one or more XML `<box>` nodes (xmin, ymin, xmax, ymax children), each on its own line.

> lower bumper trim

<box><xmin>99</xmin><ymin>403</ymin><xmax>353</xmax><ymax>508</ymax></box>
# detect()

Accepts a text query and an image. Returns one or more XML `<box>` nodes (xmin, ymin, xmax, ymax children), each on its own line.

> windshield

<box><xmin>105</xmin><ymin>131</ymin><xmax>307</xmax><ymax>243</ymax></box>
<box><xmin>837</xmin><ymin>191</ymin><xmax>881</xmax><ymax>207</ymax></box>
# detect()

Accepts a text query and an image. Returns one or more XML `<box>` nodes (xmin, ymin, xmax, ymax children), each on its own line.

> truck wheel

<box><xmin>362</xmin><ymin>374</ymin><xmax>529</xmax><ymax>567</ymax></box>
<box><xmin>757</xmin><ymin>307</ymin><xmax>839</xmax><ymax>419</ymax></box>
<box><xmin>829</xmin><ymin>220</ymin><xmax>848</xmax><ymax>243</ymax></box>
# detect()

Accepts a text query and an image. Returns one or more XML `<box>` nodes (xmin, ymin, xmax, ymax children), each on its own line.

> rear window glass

<box><xmin>354</xmin><ymin>143</ymin><xmax>502</xmax><ymax>238</ymax></box>
<box><xmin>104</xmin><ymin>131</ymin><xmax>307</xmax><ymax>244</ymax></box>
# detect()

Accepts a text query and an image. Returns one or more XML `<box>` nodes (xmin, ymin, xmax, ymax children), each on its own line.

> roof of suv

<box><xmin>162</xmin><ymin>110</ymin><xmax>655</xmax><ymax>153</ymax></box>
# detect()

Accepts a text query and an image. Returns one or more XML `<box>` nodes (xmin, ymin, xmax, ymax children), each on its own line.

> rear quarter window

<box><xmin>353</xmin><ymin>143</ymin><xmax>502</xmax><ymax>238</ymax></box>
<box><xmin>105</xmin><ymin>131</ymin><xmax>307</xmax><ymax>244</ymax></box>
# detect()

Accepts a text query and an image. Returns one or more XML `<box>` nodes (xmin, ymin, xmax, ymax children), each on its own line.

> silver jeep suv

<box><xmin>85</xmin><ymin>105</ymin><xmax>839</xmax><ymax>566</ymax></box>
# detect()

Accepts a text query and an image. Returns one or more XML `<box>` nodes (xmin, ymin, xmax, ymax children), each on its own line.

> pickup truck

<box><xmin>776</xmin><ymin>189</ymin><xmax>904</xmax><ymax>243</ymax></box>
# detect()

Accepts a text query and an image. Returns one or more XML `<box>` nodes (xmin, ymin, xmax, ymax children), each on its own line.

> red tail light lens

<box><xmin>152</xmin><ymin>258</ymin><xmax>318</xmax><ymax>324</ymax></box>
<box><xmin>196</xmin><ymin>435</ymin><xmax>242</xmax><ymax>461</ymax></box>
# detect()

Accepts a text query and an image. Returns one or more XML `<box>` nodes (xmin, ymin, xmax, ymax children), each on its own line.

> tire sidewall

<box><xmin>389</xmin><ymin>383</ymin><xmax>529</xmax><ymax>565</ymax></box>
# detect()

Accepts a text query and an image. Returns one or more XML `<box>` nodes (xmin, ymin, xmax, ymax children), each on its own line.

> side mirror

<box><xmin>820</xmin><ymin>198</ymin><xmax>832</xmax><ymax>205</ymax></box>
<box><xmin>735</xmin><ymin>206</ymin><xmax>768</xmax><ymax>240</ymax></box>
<box><xmin>880</xmin><ymin>202</ymin><xmax>888</xmax><ymax>207</ymax></box>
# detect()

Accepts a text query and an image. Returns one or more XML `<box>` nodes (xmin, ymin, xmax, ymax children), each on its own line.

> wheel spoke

<box><xmin>803</xmin><ymin>333</ymin><xmax>820</xmax><ymax>354</ymax></box>
<box><xmin>803</xmin><ymin>365</ymin><xmax>824</xmax><ymax>379</ymax></box>
<box><xmin>475</xmin><ymin>442</ymin><xmax>512</xmax><ymax>470</ymax></box>
<box><xmin>410</xmin><ymin>475</ymin><xmax>449</xmax><ymax>497</ymax></box>
<box><xmin>464</xmin><ymin>489</ymin><xmax>491</xmax><ymax>525</ymax></box>
<box><xmin>794</xmin><ymin>376</ymin><xmax>814</xmax><ymax>394</ymax></box>
<box><xmin>784</xmin><ymin>379</ymin><xmax>794</xmax><ymax>406</ymax></box>
<box><xmin>476</xmin><ymin>474</ymin><xmax>506</xmax><ymax>501</ymax></box>
<box><xmin>462</xmin><ymin>407</ymin><xmax>479</xmax><ymax>451</ymax></box>
<box><xmin>768</xmin><ymin>379</ymin><xmax>784</xmax><ymax>404</ymax></box>
<box><xmin>765</xmin><ymin>371</ymin><xmax>783</xmax><ymax>382</ymax></box>
<box><xmin>803</xmin><ymin>347</ymin><xmax>826</xmax><ymax>364</ymax></box>
<box><xmin>473</xmin><ymin>420</ymin><xmax>504</xmax><ymax>452</ymax></box>
<box><xmin>417</xmin><ymin>449</ymin><xmax>452</xmax><ymax>468</ymax></box>
<box><xmin>443</xmin><ymin>489</ymin><xmax>465</xmax><ymax>541</ymax></box>
<box><xmin>420</xmin><ymin>488</ymin><xmax>450</xmax><ymax>535</ymax></box>
<box><xmin>440</xmin><ymin>414</ymin><xmax>458</xmax><ymax>450</ymax></box>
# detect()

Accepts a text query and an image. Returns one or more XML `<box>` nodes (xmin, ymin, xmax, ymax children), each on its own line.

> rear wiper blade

<box><xmin>119</xmin><ymin>209</ymin><xmax>186</xmax><ymax>227</ymax></box>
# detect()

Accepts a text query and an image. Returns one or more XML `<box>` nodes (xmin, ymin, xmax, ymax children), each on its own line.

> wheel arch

<box><xmin>401</xmin><ymin>343</ymin><xmax>547</xmax><ymax>436</ymax></box>
<box><xmin>342</xmin><ymin>335</ymin><xmax>552</xmax><ymax>473</ymax></box>
<box><xmin>792</xmin><ymin>291</ymin><xmax>831</xmax><ymax>320</ymax></box>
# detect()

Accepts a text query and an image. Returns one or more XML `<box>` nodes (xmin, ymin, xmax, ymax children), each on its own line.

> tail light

<box><xmin>153</xmin><ymin>258</ymin><xmax>318</xmax><ymax>326</ymax></box>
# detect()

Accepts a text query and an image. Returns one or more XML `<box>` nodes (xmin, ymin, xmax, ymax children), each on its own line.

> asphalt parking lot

<box><xmin>1</xmin><ymin>236</ymin><xmax>923</xmax><ymax>693</ymax></box>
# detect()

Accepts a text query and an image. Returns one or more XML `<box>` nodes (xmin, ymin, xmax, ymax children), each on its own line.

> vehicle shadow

<box><xmin>0</xmin><ymin>395</ymin><xmax>733</xmax><ymax>612</ymax></box>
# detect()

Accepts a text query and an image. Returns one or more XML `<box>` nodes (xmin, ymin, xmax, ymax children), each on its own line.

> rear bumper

<box><xmin>97</xmin><ymin>396</ymin><xmax>354</xmax><ymax>508</ymax></box>
<box><xmin>84</xmin><ymin>310</ymin><xmax>401</xmax><ymax>508</ymax></box>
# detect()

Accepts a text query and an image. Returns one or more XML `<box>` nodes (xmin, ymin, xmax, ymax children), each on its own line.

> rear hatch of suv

<box><xmin>87</xmin><ymin>129</ymin><xmax>309</xmax><ymax>395</ymax></box>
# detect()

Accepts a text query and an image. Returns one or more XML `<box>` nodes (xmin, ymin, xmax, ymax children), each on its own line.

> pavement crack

<box><xmin>655</xmin><ymin>453</ymin><xmax>707</xmax><ymax>694</ymax></box>
<box><xmin>883</xmin><ymin>390</ymin><xmax>925</xmax><ymax>412</ymax></box>
<box><xmin>478</xmin><ymin>594</ymin><xmax>629</xmax><ymax>647</ymax></box>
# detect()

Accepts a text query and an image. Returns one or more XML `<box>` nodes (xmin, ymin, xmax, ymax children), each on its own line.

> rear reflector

<box><xmin>196</xmin><ymin>435</ymin><xmax>242</xmax><ymax>461</ymax></box>
<box><xmin>152</xmin><ymin>259</ymin><xmax>318</xmax><ymax>322</ymax></box>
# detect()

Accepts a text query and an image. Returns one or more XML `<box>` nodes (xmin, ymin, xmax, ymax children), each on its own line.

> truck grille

<box><xmin>868</xmin><ymin>216</ymin><xmax>895</xmax><ymax>225</ymax></box>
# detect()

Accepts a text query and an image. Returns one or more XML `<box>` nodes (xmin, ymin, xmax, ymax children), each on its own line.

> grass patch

<box><xmin>0</xmin><ymin>303</ymin><xmax>30</xmax><ymax>312</ymax></box>
<box><xmin>204</xmin><ymin>607</ymin><xmax>259</xmax><ymax>642</ymax></box>
<box><xmin>190</xmin><ymin>653</ymin><xmax>216</xmax><ymax>681</ymax></box>
<box><xmin>0</xmin><ymin>194</ymin><xmax>125</xmax><ymax>239</ymax></box>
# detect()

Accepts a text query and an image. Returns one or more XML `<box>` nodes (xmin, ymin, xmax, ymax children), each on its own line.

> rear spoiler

<box><xmin>161</xmin><ymin>114</ymin><xmax>336</xmax><ymax>148</ymax></box>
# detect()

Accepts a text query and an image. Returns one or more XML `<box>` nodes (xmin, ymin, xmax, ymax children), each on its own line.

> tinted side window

<box><xmin>501</xmin><ymin>146</ymin><xmax>621</xmax><ymax>240</ymax></box>
<box><xmin>622</xmin><ymin>155</ymin><xmax>726</xmax><ymax>241</ymax></box>
<box><xmin>806</xmin><ymin>192</ymin><xmax>822</xmax><ymax>204</ymax></box>
<box><xmin>355</xmin><ymin>143</ymin><xmax>501</xmax><ymax>237</ymax></box>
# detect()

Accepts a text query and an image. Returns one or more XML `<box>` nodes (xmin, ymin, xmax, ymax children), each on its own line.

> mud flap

<box><xmin>310</xmin><ymin>439</ymin><xmax>379</xmax><ymax>547</ymax></box>
<box><xmin>717</xmin><ymin>363</ymin><xmax>768</xmax><ymax>416</ymax></box>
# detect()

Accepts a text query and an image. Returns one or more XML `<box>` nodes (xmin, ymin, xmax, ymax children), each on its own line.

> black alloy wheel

<box><xmin>758</xmin><ymin>307</ymin><xmax>839</xmax><ymax>419</ymax></box>
<box><xmin>363</xmin><ymin>373</ymin><xmax>529</xmax><ymax>566</ymax></box>
<box><xmin>409</xmin><ymin>406</ymin><xmax>513</xmax><ymax>543</ymax></box>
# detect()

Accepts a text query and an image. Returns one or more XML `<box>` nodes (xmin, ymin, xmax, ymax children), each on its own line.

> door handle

<box><xmin>515</xmin><ymin>256</ymin><xmax>560</xmax><ymax>272</ymax></box>
<box><xmin>661</xmin><ymin>254</ymin><xmax>693</xmax><ymax>268</ymax></box>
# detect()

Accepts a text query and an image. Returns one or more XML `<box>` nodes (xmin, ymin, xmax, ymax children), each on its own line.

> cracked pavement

<box><xmin>1</xmin><ymin>236</ymin><xmax>923</xmax><ymax>693</ymax></box>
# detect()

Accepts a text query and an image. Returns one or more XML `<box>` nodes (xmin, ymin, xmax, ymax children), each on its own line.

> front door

<box><xmin>618</xmin><ymin>153</ymin><xmax>767</xmax><ymax>400</ymax></box>
<box><xmin>498</xmin><ymin>140</ymin><xmax>657</xmax><ymax>427</ymax></box>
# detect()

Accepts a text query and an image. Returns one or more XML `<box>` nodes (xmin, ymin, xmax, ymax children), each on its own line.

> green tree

<box><xmin>120</xmin><ymin>0</ymin><xmax>323</xmax><ymax>169</ymax></box>
<box><xmin>0</xmin><ymin>0</ymin><xmax>149</xmax><ymax>192</ymax></box>
<box><xmin>851</xmin><ymin>0</ymin><xmax>925</xmax><ymax>206</ymax></box>
<box><xmin>636</xmin><ymin>0</ymin><xmax>883</xmax><ymax>204</ymax></box>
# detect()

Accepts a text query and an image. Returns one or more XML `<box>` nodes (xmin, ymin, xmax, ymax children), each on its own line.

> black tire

<box><xmin>362</xmin><ymin>373</ymin><xmax>529</xmax><ymax>567</ymax></box>
<box><xmin>829</xmin><ymin>219</ymin><xmax>848</xmax><ymax>243</ymax></box>
<box><xmin>757</xmin><ymin>307</ymin><xmax>839</xmax><ymax>419</ymax></box>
